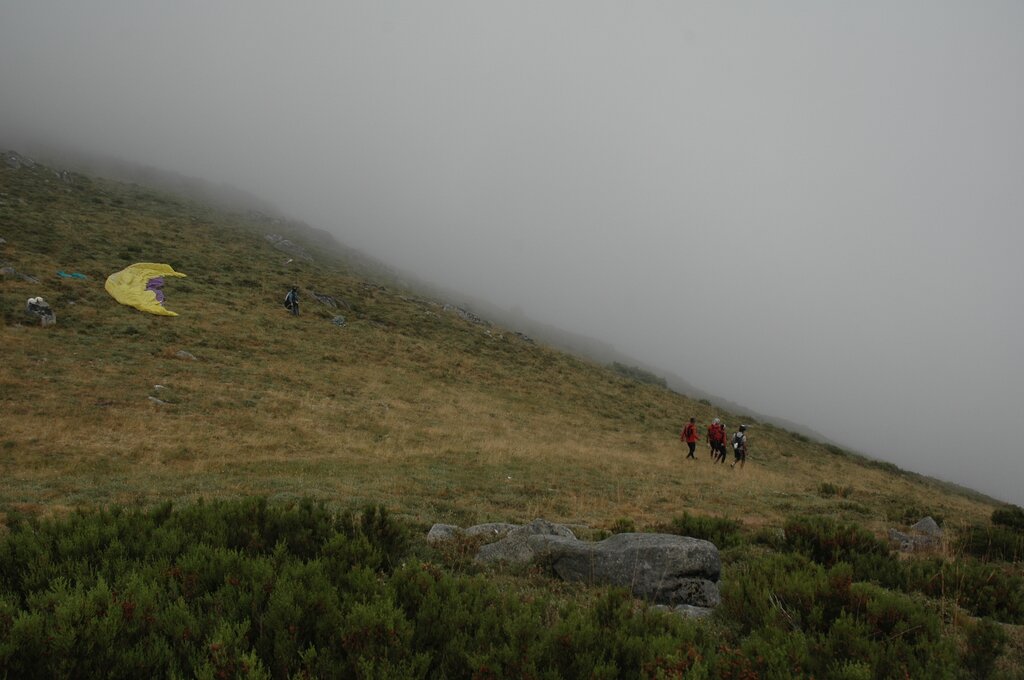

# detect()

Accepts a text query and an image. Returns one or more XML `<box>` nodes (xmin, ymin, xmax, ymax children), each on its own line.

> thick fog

<box><xmin>2</xmin><ymin>2</ymin><xmax>1022</xmax><ymax>504</ymax></box>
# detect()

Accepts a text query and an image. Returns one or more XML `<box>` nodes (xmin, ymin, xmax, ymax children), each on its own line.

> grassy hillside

<box><xmin>0</xmin><ymin>154</ymin><xmax>999</xmax><ymax>528</ymax></box>
<box><xmin>2</xmin><ymin>154</ymin><xmax>1023</xmax><ymax>676</ymax></box>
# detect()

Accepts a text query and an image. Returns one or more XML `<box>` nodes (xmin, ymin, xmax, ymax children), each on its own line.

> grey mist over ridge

<box><xmin>2</xmin><ymin>3</ymin><xmax>1022</xmax><ymax>505</ymax></box>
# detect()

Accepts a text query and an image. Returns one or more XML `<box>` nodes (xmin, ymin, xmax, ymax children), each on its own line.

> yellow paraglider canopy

<box><xmin>105</xmin><ymin>263</ymin><xmax>187</xmax><ymax>316</ymax></box>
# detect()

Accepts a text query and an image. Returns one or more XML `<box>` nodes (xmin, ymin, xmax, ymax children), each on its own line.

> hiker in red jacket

<box><xmin>708</xmin><ymin>418</ymin><xmax>727</xmax><ymax>463</ymax></box>
<box><xmin>681</xmin><ymin>417</ymin><xmax>699</xmax><ymax>459</ymax></box>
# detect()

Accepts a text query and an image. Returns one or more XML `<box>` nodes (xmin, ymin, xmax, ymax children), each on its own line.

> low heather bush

<box><xmin>654</xmin><ymin>512</ymin><xmax>744</xmax><ymax>549</ymax></box>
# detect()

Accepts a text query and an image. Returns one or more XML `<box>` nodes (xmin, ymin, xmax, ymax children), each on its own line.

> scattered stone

<box><xmin>443</xmin><ymin>519</ymin><xmax>722</xmax><ymax>608</ymax></box>
<box><xmin>3</xmin><ymin>151</ymin><xmax>35</xmax><ymax>170</ymax></box>
<box><xmin>331</xmin><ymin>315</ymin><xmax>347</xmax><ymax>327</ymax></box>
<box><xmin>513</xmin><ymin>332</ymin><xmax>534</xmax><ymax>344</ymax></box>
<box><xmin>0</xmin><ymin>237</ymin><xmax>7</xmax><ymax>246</ymax></box>
<box><xmin>476</xmin><ymin>519</ymin><xmax>577</xmax><ymax>564</ymax></box>
<box><xmin>148</xmin><ymin>396</ymin><xmax>168</xmax><ymax>406</ymax></box>
<box><xmin>443</xmin><ymin>304</ymin><xmax>490</xmax><ymax>326</ymax></box>
<box><xmin>426</xmin><ymin>522</ymin><xmax>521</xmax><ymax>544</ymax></box>
<box><xmin>311</xmin><ymin>291</ymin><xmax>350</xmax><ymax>309</ymax></box>
<box><xmin>911</xmin><ymin>516</ymin><xmax>942</xmax><ymax>537</ymax></box>
<box><xmin>888</xmin><ymin>517</ymin><xmax>943</xmax><ymax>553</ymax></box>
<box><xmin>175</xmin><ymin>350</ymin><xmax>197</xmax><ymax>361</ymax></box>
<box><xmin>25</xmin><ymin>297</ymin><xmax>56</xmax><ymax>327</ymax></box>
<box><xmin>888</xmin><ymin>529</ymin><xmax>914</xmax><ymax>553</ymax></box>
<box><xmin>2</xmin><ymin>263</ymin><xmax>40</xmax><ymax>283</ymax></box>
<box><xmin>401</xmin><ymin>295</ymin><xmax>440</xmax><ymax>310</ymax></box>
<box><xmin>153</xmin><ymin>384</ymin><xmax>167</xmax><ymax>391</ymax></box>
<box><xmin>426</xmin><ymin>524</ymin><xmax>461</xmax><ymax>543</ymax></box>
<box><xmin>465</xmin><ymin>522</ymin><xmax>520</xmax><ymax>538</ymax></box>
<box><xmin>264</xmin><ymin>234</ymin><xmax>313</xmax><ymax>262</ymax></box>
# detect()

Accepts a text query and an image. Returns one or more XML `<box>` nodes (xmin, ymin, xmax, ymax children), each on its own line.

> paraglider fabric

<box><xmin>146</xmin><ymin>277</ymin><xmax>166</xmax><ymax>304</ymax></box>
<box><xmin>105</xmin><ymin>263</ymin><xmax>186</xmax><ymax>316</ymax></box>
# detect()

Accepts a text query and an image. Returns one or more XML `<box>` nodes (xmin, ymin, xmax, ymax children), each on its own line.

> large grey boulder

<box><xmin>25</xmin><ymin>297</ymin><xmax>56</xmax><ymax>327</ymax></box>
<box><xmin>889</xmin><ymin>517</ymin><xmax>943</xmax><ymax>553</ymax></box>
<box><xmin>466</xmin><ymin>522</ymin><xmax>521</xmax><ymax>538</ymax></box>
<box><xmin>531</xmin><ymin>532</ymin><xmax>721</xmax><ymax>607</ymax></box>
<box><xmin>911</xmin><ymin>517</ymin><xmax>942</xmax><ymax>537</ymax></box>
<box><xmin>426</xmin><ymin>524</ymin><xmax>460</xmax><ymax>543</ymax></box>
<box><xmin>888</xmin><ymin>529</ymin><xmax>914</xmax><ymax>552</ymax></box>
<box><xmin>434</xmin><ymin>519</ymin><xmax>722</xmax><ymax>608</ymax></box>
<box><xmin>426</xmin><ymin>521</ymin><xmax>525</xmax><ymax>544</ymax></box>
<box><xmin>475</xmin><ymin>519</ymin><xmax>576</xmax><ymax>564</ymax></box>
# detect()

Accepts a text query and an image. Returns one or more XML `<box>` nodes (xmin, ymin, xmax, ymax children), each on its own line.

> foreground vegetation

<box><xmin>0</xmin><ymin>499</ymin><xmax>1021</xmax><ymax>679</ymax></box>
<box><xmin>1</xmin><ymin>155</ymin><xmax>1022</xmax><ymax>675</ymax></box>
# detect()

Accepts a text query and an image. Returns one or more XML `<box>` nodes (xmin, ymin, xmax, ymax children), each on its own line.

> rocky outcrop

<box><xmin>532</xmin><ymin>532</ymin><xmax>721</xmax><ymax>608</ymax></box>
<box><xmin>1</xmin><ymin>262</ymin><xmax>40</xmax><ymax>283</ymax></box>
<box><xmin>25</xmin><ymin>297</ymin><xmax>56</xmax><ymax>327</ymax></box>
<box><xmin>429</xmin><ymin>519</ymin><xmax>721</xmax><ymax>609</ymax></box>
<box><xmin>889</xmin><ymin>516</ymin><xmax>943</xmax><ymax>553</ymax></box>
<box><xmin>311</xmin><ymin>291</ymin><xmax>350</xmax><ymax>309</ymax></box>
<box><xmin>3</xmin><ymin>151</ymin><xmax>35</xmax><ymax>170</ymax></box>
<box><xmin>426</xmin><ymin>522</ymin><xmax>522</xmax><ymax>544</ymax></box>
<box><xmin>911</xmin><ymin>516</ymin><xmax>942</xmax><ymax>537</ymax></box>
<box><xmin>443</xmin><ymin>304</ymin><xmax>490</xmax><ymax>327</ymax></box>
<box><xmin>265</xmin><ymin>234</ymin><xmax>313</xmax><ymax>262</ymax></box>
<box><xmin>476</xmin><ymin>519</ymin><xmax>577</xmax><ymax>564</ymax></box>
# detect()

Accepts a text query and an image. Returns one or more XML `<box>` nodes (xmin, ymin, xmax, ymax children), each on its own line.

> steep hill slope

<box><xmin>4</xmin><ymin>153</ymin><xmax>1024</xmax><ymax>676</ymax></box>
<box><xmin>0</xmin><ymin>154</ymin><xmax>998</xmax><ymax>530</ymax></box>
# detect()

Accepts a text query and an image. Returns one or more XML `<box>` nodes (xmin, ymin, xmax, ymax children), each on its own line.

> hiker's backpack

<box><xmin>732</xmin><ymin>432</ymin><xmax>744</xmax><ymax>450</ymax></box>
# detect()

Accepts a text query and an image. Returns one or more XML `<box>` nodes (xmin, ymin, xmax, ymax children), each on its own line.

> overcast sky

<box><xmin>2</xmin><ymin>2</ymin><xmax>1022</xmax><ymax>505</ymax></box>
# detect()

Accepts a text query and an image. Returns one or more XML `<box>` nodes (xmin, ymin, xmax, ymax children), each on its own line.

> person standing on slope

<box><xmin>681</xmin><ymin>417</ymin><xmax>700</xmax><ymax>460</ymax></box>
<box><xmin>731</xmin><ymin>424</ymin><xmax>748</xmax><ymax>469</ymax></box>
<box><xmin>708</xmin><ymin>418</ymin><xmax>727</xmax><ymax>463</ymax></box>
<box><xmin>284</xmin><ymin>286</ymin><xmax>299</xmax><ymax>316</ymax></box>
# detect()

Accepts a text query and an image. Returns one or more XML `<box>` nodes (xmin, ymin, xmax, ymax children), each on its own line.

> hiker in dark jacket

<box><xmin>708</xmin><ymin>418</ymin><xmax>727</xmax><ymax>463</ymax></box>
<box><xmin>681</xmin><ymin>418</ymin><xmax>699</xmax><ymax>460</ymax></box>
<box><xmin>284</xmin><ymin>287</ymin><xmax>299</xmax><ymax>316</ymax></box>
<box><xmin>731</xmin><ymin>424</ymin><xmax>748</xmax><ymax>469</ymax></box>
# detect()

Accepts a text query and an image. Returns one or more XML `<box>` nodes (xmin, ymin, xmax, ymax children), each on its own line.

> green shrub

<box><xmin>991</xmin><ymin>505</ymin><xmax>1024</xmax><ymax>531</ymax></box>
<box><xmin>783</xmin><ymin>517</ymin><xmax>895</xmax><ymax>575</ymax></box>
<box><xmin>0</xmin><ymin>499</ymin><xmax>415</xmax><ymax>677</ymax></box>
<box><xmin>653</xmin><ymin>512</ymin><xmax>744</xmax><ymax>549</ymax></box>
<box><xmin>961</xmin><ymin>617</ymin><xmax>1009</xmax><ymax>679</ymax></box>
<box><xmin>1</xmin><ymin>497</ymin><xmax>1015</xmax><ymax>676</ymax></box>
<box><xmin>718</xmin><ymin>553</ymin><xmax>959</xmax><ymax>678</ymax></box>
<box><xmin>0</xmin><ymin>498</ymin><xmax>726</xmax><ymax>678</ymax></box>
<box><xmin>904</xmin><ymin>557</ymin><xmax>1024</xmax><ymax>623</ymax></box>
<box><xmin>956</xmin><ymin>523</ymin><xmax>1024</xmax><ymax>562</ymax></box>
